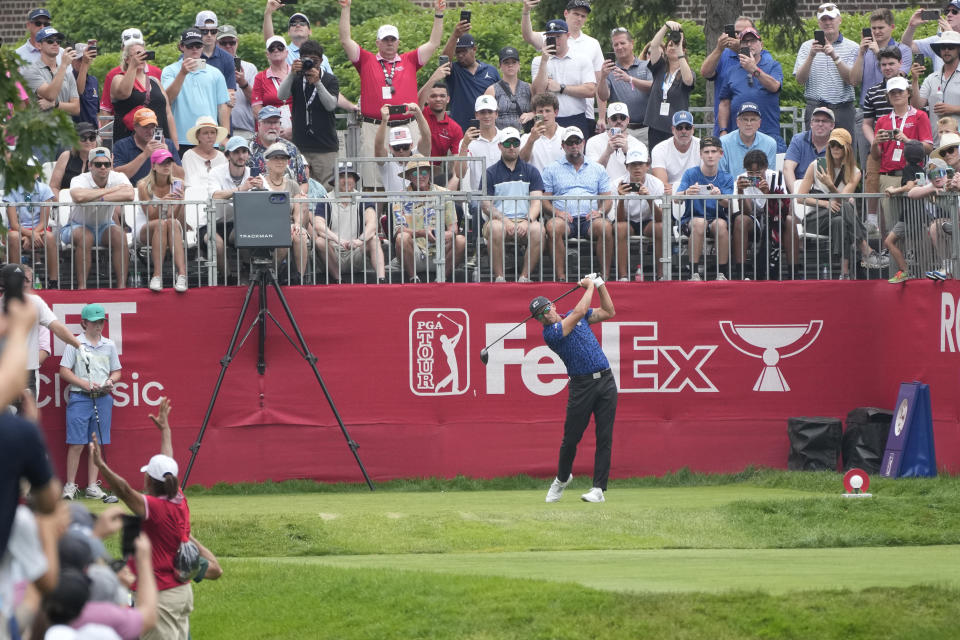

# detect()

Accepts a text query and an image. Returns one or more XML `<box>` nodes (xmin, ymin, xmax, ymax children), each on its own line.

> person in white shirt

<box><xmin>209</xmin><ymin>136</ymin><xmax>262</xmax><ymax>284</ymax></box>
<box><xmin>530</xmin><ymin>19</ymin><xmax>597</xmax><ymax>137</ymax></box>
<box><xmin>585</xmin><ymin>102</ymin><xmax>646</xmax><ymax>182</ymax></box>
<box><xmin>650</xmin><ymin>110</ymin><xmax>700</xmax><ymax>194</ymax></box>
<box><xmin>522</xmin><ymin>0</ymin><xmax>603</xmax><ymax>133</ymax></box>
<box><xmin>62</xmin><ymin>148</ymin><xmax>135</xmax><ymax>289</ymax></box>
<box><xmin>457</xmin><ymin>94</ymin><xmax>502</xmax><ymax>192</ymax></box>
<box><xmin>613</xmin><ymin>148</ymin><xmax>664</xmax><ymax>280</ymax></box>
<box><xmin>519</xmin><ymin>92</ymin><xmax>565</xmax><ymax>172</ymax></box>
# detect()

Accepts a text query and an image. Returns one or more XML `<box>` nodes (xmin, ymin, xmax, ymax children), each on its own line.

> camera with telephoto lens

<box><xmin>301</xmin><ymin>57</ymin><xmax>315</xmax><ymax>71</ymax></box>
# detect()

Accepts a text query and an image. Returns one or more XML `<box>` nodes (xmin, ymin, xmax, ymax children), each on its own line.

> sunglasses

<box><xmin>948</xmin><ymin>7</ymin><xmax>960</xmax><ymax>15</ymax></box>
<box><xmin>33</xmin><ymin>20</ymin><xmax>51</xmax><ymax>27</ymax></box>
<box><xmin>268</xmin><ymin>44</ymin><xmax>286</xmax><ymax>52</ymax></box>
<box><xmin>184</xmin><ymin>42</ymin><xmax>203</xmax><ymax>49</ymax></box>
<box><xmin>675</xmin><ymin>124</ymin><xmax>693</xmax><ymax>131</ymax></box>
<box><xmin>942</xmin><ymin>146</ymin><xmax>959</xmax><ymax>154</ymax></box>
<box><xmin>91</xmin><ymin>161</ymin><xmax>111</xmax><ymax>168</ymax></box>
<box><xmin>408</xmin><ymin>169</ymin><xmax>432</xmax><ymax>177</ymax></box>
<box><xmin>392</xmin><ymin>144</ymin><xmax>411</xmax><ymax>151</ymax></box>
<box><xmin>199</xmin><ymin>29</ymin><xmax>218</xmax><ymax>35</ymax></box>
<box><xmin>929</xmin><ymin>168</ymin><xmax>956</xmax><ymax>178</ymax></box>
<box><xmin>42</xmin><ymin>37</ymin><xmax>63</xmax><ymax>45</ymax></box>
<box><xmin>828</xmin><ymin>140</ymin><xmax>844</xmax><ymax>148</ymax></box>
<box><xmin>79</xmin><ymin>133</ymin><xmax>98</xmax><ymax>142</ymax></box>
<box><xmin>609</xmin><ymin>114</ymin><xmax>628</xmax><ymax>122</ymax></box>
<box><xmin>563</xmin><ymin>138</ymin><xmax>583</xmax><ymax>145</ymax></box>
<box><xmin>501</xmin><ymin>139</ymin><xmax>521</xmax><ymax>148</ymax></box>
<box><xmin>219</xmin><ymin>39</ymin><xmax>237</xmax><ymax>46</ymax></box>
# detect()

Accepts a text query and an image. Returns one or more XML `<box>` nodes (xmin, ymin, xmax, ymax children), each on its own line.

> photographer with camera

<box><xmin>644</xmin><ymin>21</ymin><xmax>695</xmax><ymax>150</ymax></box>
<box><xmin>276</xmin><ymin>39</ymin><xmax>339</xmax><ymax>188</ymax></box>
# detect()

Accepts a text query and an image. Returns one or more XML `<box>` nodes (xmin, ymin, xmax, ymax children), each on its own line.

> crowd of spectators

<box><xmin>0</xmin><ymin>274</ymin><xmax>222</xmax><ymax>640</ymax></box>
<box><xmin>6</xmin><ymin>1</ymin><xmax>960</xmax><ymax>284</ymax></box>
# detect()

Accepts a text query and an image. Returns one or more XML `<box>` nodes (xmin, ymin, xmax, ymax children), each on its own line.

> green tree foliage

<box><xmin>0</xmin><ymin>49</ymin><xmax>77</xmax><ymax>194</ymax></box>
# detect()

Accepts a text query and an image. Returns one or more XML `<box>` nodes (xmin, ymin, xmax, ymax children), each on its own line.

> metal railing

<box><xmin>8</xmin><ymin>171</ymin><xmax>957</xmax><ymax>289</ymax></box>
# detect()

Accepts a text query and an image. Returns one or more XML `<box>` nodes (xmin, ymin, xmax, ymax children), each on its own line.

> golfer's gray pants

<box><xmin>557</xmin><ymin>368</ymin><xmax>618</xmax><ymax>491</ymax></box>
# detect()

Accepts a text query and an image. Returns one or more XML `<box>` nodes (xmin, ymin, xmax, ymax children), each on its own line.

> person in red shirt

<box><xmin>339</xmin><ymin>0</ymin><xmax>445</xmax><ymax>186</ymax></box>
<box><xmin>417</xmin><ymin>66</ymin><xmax>464</xmax><ymax>185</ymax></box>
<box><xmin>870</xmin><ymin>75</ymin><xmax>933</xmax><ymax>233</ymax></box>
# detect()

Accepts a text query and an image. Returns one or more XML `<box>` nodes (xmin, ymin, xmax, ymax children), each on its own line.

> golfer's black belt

<box><xmin>569</xmin><ymin>368</ymin><xmax>612</xmax><ymax>382</ymax></box>
<box><xmin>78</xmin><ymin>390</ymin><xmax>107</xmax><ymax>398</ymax></box>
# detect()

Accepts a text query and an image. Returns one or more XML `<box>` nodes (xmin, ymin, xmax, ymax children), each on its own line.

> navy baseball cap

<box><xmin>499</xmin><ymin>46</ymin><xmax>520</xmax><ymax>62</ymax></box>
<box><xmin>545</xmin><ymin>19</ymin><xmax>569</xmax><ymax>34</ymax></box>
<box><xmin>35</xmin><ymin>26</ymin><xmax>63</xmax><ymax>42</ymax></box>
<box><xmin>672</xmin><ymin>110</ymin><xmax>694</xmax><ymax>127</ymax></box>
<box><xmin>456</xmin><ymin>34</ymin><xmax>476</xmax><ymax>48</ymax></box>
<box><xmin>737</xmin><ymin>102</ymin><xmax>761</xmax><ymax>116</ymax></box>
<box><xmin>530</xmin><ymin>296</ymin><xmax>552</xmax><ymax>319</ymax></box>
<box><xmin>28</xmin><ymin>8</ymin><xmax>51</xmax><ymax>21</ymax></box>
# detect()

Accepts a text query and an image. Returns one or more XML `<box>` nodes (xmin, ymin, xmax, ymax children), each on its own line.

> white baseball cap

<box><xmin>498</xmin><ymin>127</ymin><xmax>522</xmax><ymax>143</ymax></box>
<box><xmin>377</xmin><ymin>25</ymin><xmax>399</xmax><ymax>40</ymax></box>
<box><xmin>816</xmin><ymin>3</ymin><xmax>840</xmax><ymax>19</ymax></box>
<box><xmin>389</xmin><ymin>126</ymin><xmax>413</xmax><ymax>146</ymax></box>
<box><xmin>606</xmin><ymin>102</ymin><xmax>629</xmax><ymax>118</ymax></box>
<box><xmin>140</xmin><ymin>454</ymin><xmax>179</xmax><ymax>481</ymax></box>
<box><xmin>475</xmin><ymin>94</ymin><xmax>498</xmax><ymax>112</ymax></box>
<box><xmin>121</xmin><ymin>28</ymin><xmax>144</xmax><ymax>47</ymax></box>
<box><xmin>195</xmin><ymin>10</ymin><xmax>218</xmax><ymax>27</ymax></box>
<box><xmin>625</xmin><ymin>147</ymin><xmax>650</xmax><ymax>164</ymax></box>
<box><xmin>561</xmin><ymin>126</ymin><xmax>585</xmax><ymax>143</ymax></box>
<box><xmin>885</xmin><ymin>76</ymin><xmax>910</xmax><ymax>93</ymax></box>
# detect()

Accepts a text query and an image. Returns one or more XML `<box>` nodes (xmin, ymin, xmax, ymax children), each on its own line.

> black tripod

<box><xmin>181</xmin><ymin>259</ymin><xmax>374</xmax><ymax>490</ymax></box>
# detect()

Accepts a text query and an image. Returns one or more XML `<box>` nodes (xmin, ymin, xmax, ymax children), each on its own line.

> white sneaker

<box><xmin>517</xmin><ymin>276</ymin><xmax>532</xmax><ymax>283</ymax></box>
<box><xmin>494</xmin><ymin>275</ymin><xmax>506</xmax><ymax>283</ymax></box>
<box><xmin>62</xmin><ymin>482</ymin><xmax>78</xmax><ymax>500</ymax></box>
<box><xmin>618</xmin><ymin>276</ymin><xmax>628</xmax><ymax>282</ymax></box>
<box><xmin>716</xmin><ymin>272</ymin><xmax>727</xmax><ymax>281</ymax></box>
<box><xmin>148</xmin><ymin>275</ymin><xmax>162</xmax><ymax>292</ymax></box>
<box><xmin>545</xmin><ymin>474</ymin><xmax>573</xmax><ymax>503</ymax></box>
<box><xmin>690</xmin><ymin>272</ymin><xmax>702</xmax><ymax>281</ymax></box>
<box><xmin>85</xmin><ymin>481</ymin><xmax>119</xmax><ymax>503</ymax></box>
<box><xmin>580</xmin><ymin>487</ymin><xmax>605</xmax><ymax>503</ymax></box>
<box><xmin>174</xmin><ymin>274</ymin><xmax>188</xmax><ymax>293</ymax></box>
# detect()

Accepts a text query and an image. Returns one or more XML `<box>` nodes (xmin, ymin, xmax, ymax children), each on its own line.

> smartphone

<box><xmin>921</xmin><ymin>9</ymin><xmax>940</xmax><ymax>21</ymax></box>
<box><xmin>459</xmin><ymin>10</ymin><xmax>471</xmax><ymax>23</ymax></box>
<box><xmin>747</xmin><ymin>175</ymin><xmax>762</xmax><ymax>186</ymax></box>
<box><xmin>604</xmin><ymin>51</ymin><xmax>616</xmax><ymax>63</ymax></box>
<box><xmin>629</xmin><ymin>182</ymin><xmax>643</xmax><ymax>192</ymax></box>
<box><xmin>545</xmin><ymin>35</ymin><xmax>557</xmax><ymax>51</ymax></box>
<box><xmin>120</xmin><ymin>515</ymin><xmax>142</xmax><ymax>558</ymax></box>
<box><xmin>280</xmin><ymin>0</ymin><xmax>298</xmax><ymax>4</ymax></box>
<box><xmin>196</xmin><ymin>59</ymin><xmax>207</xmax><ymax>71</ymax></box>
<box><xmin>724</xmin><ymin>24</ymin><xmax>736</xmax><ymax>38</ymax></box>
<box><xmin>739</xmin><ymin>46</ymin><xmax>750</xmax><ymax>56</ymax></box>
<box><xmin>862</xmin><ymin>27</ymin><xmax>872</xmax><ymax>39</ymax></box>
<box><xmin>468</xmin><ymin>118</ymin><xmax>480</xmax><ymax>130</ymax></box>
<box><xmin>814</xmin><ymin>30</ymin><xmax>825</xmax><ymax>45</ymax></box>
<box><xmin>234</xmin><ymin>57</ymin><xmax>242</xmax><ymax>72</ymax></box>
<box><xmin>609</xmin><ymin>127</ymin><xmax>621</xmax><ymax>136</ymax></box>
<box><xmin>1</xmin><ymin>266</ymin><xmax>24</xmax><ymax>312</ymax></box>
<box><xmin>250</xmin><ymin>165</ymin><xmax>261</xmax><ymax>178</ymax></box>
<box><xmin>143</xmin><ymin>50</ymin><xmax>156</xmax><ymax>61</ymax></box>
<box><xmin>153</xmin><ymin>127</ymin><xmax>163</xmax><ymax>141</ymax></box>
<box><xmin>171</xmin><ymin>179</ymin><xmax>184</xmax><ymax>194</ymax></box>
<box><xmin>87</xmin><ymin>38</ymin><xmax>97</xmax><ymax>54</ymax></box>
<box><xmin>914</xmin><ymin>53</ymin><xmax>926</xmax><ymax>66</ymax></box>
<box><xmin>388</xmin><ymin>104</ymin><xmax>407</xmax><ymax>115</ymax></box>
<box><xmin>534</xmin><ymin>114</ymin><xmax>544</xmax><ymax>123</ymax></box>
<box><xmin>438</xmin><ymin>54</ymin><xmax>449</xmax><ymax>66</ymax></box>
<box><xmin>816</xmin><ymin>157</ymin><xmax>827</xmax><ymax>172</ymax></box>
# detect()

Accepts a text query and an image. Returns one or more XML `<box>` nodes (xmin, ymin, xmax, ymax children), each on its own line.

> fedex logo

<box><xmin>484</xmin><ymin>321</ymin><xmax>717</xmax><ymax>396</ymax></box>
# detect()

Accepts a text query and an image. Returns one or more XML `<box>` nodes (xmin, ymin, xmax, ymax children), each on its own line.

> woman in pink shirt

<box><xmin>252</xmin><ymin>36</ymin><xmax>293</xmax><ymax>139</ymax></box>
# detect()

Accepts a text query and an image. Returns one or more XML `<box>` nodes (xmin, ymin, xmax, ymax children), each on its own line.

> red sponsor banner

<box><xmin>34</xmin><ymin>281</ymin><xmax>960</xmax><ymax>486</ymax></box>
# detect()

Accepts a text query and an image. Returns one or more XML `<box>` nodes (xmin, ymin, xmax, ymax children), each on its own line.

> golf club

<box><xmin>83</xmin><ymin>347</ymin><xmax>119</xmax><ymax>503</ymax></box>
<box><xmin>479</xmin><ymin>284</ymin><xmax>582</xmax><ymax>365</ymax></box>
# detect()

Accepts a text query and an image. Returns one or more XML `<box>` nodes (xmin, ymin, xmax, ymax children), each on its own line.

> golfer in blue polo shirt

<box><xmin>533</xmin><ymin>274</ymin><xmax>617</xmax><ymax>504</ymax></box>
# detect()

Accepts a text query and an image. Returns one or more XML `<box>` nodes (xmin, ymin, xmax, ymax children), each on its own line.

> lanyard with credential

<box><xmin>379</xmin><ymin>58</ymin><xmax>398</xmax><ymax>92</ymax></box>
<box><xmin>302</xmin><ymin>78</ymin><xmax>318</xmax><ymax>127</ymax></box>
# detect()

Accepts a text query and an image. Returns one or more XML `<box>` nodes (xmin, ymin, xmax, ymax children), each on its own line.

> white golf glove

<box><xmin>593</xmin><ymin>276</ymin><xmax>605</xmax><ymax>288</ymax></box>
<box><xmin>585</xmin><ymin>272</ymin><xmax>598</xmax><ymax>281</ymax></box>
<box><xmin>77</xmin><ymin>348</ymin><xmax>92</xmax><ymax>368</ymax></box>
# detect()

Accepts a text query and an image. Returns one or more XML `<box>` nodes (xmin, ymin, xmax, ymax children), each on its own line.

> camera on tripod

<box><xmin>233</xmin><ymin>192</ymin><xmax>292</xmax><ymax>250</ymax></box>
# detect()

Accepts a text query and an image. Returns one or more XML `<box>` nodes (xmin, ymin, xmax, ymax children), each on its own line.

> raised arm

<box><xmin>90</xmin><ymin>436</ymin><xmax>146</xmax><ymax>516</ymax></box>
<box><xmin>338</xmin><ymin>0</ymin><xmax>361</xmax><ymax>63</ymax></box>
<box><xmin>589</xmin><ymin>279</ymin><xmax>615</xmax><ymax>323</ymax></box>
<box><xmin>417</xmin><ymin>0</ymin><xmax>447</xmax><ymax>65</ymax></box>
<box><xmin>263</xmin><ymin>0</ymin><xmax>281</xmax><ymax>42</ymax></box>
<box><xmin>132</xmin><ymin>535</ymin><xmax>158</xmax><ymax>633</ymax></box>
<box><xmin>149</xmin><ymin>396</ymin><xmax>174</xmax><ymax>457</ymax></box>
<box><xmin>417</xmin><ymin>63</ymin><xmax>451</xmax><ymax>107</ymax></box>
<box><xmin>560</xmin><ymin>278</ymin><xmax>595</xmax><ymax>336</ymax></box>
<box><xmin>521</xmin><ymin>0</ymin><xmax>543</xmax><ymax>51</ymax></box>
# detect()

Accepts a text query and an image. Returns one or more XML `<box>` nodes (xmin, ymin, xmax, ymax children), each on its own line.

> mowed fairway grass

<box><xmin>169</xmin><ymin>470</ymin><xmax>960</xmax><ymax>639</ymax></box>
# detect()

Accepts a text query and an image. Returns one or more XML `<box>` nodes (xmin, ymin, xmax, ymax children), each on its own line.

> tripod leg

<box><xmin>257</xmin><ymin>269</ymin><xmax>268</xmax><ymax>375</ymax></box>
<box><xmin>264</xmin><ymin>270</ymin><xmax>376</xmax><ymax>491</ymax></box>
<box><xmin>182</xmin><ymin>277</ymin><xmax>261</xmax><ymax>487</ymax></box>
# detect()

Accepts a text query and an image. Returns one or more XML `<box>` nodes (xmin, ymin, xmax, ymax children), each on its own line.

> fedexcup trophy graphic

<box><xmin>719</xmin><ymin>321</ymin><xmax>823</xmax><ymax>392</ymax></box>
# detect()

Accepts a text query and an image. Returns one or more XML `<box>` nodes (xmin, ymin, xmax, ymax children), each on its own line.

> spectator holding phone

<box><xmin>277</xmin><ymin>39</ymin><xmax>340</xmax><ymax>186</ymax></box>
<box><xmin>644</xmin><ymin>21</ymin><xmax>695</xmax><ymax>150</ymax></box>
<box><xmin>613</xmin><ymin>147</ymin><xmax>664</xmax><ymax>280</ymax></box>
<box><xmin>598</xmin><ymin>28</ymin><xmax>653</xmax><ymax>145</ymax></box>
<box><xmin>903</xmin><ymin>4</ymin><xmax>960</xmax><ymax>73</ymax></box>
<box><xmin>69</xmin><ymin>41</ymin><xmax>99</xmax><ymax>129</ymax></box>
<box><xmin>20</xmin><ymin>26</ymin><xmax>80</xmax><ymax>121</ymax></box>
<box><xmin>89</xmin><ymin>398</ymin><xmax>197</xmax><ymax>640</ymax></box>
<box><xmin>585</xmin><ymin>102</ymin><xmax>645</xmax><ymax>183</ymax></box>
<box><xmin>457</xmin><ymin>95</ymin><xmax>502</xmax><ymax>192</ymax></box>
<box><xmin>217</xmin><ymin>25</ymin><xmax>258</xmax><ymax>139</ymax></box>
<box><xmin>419</xmin><ymin>70</ymin><xmax>465</xmax><ymax>181</ymax></box>
<box><xmin>532</xmin><ymin>19</ymin><xmax>597</xmax><ymax>140</ymax></box>
<box><xmin>137</xmin><ymin>149</ymin><xmax>188</xmax><ymax>293</ymax></box>
<box><xmin>519</xmin><ymin>92</ymin><xmax>566</xmax><ymax>171</ymax></box>
<box><xmin>676</xmin><ymin>136</ymin><xmax>734</xmax><ymax>280</ymax></box>
<box><xmin>716</xmin><ymin>28</ymin><xmax>784</xmax><ymax>151</ymax></box>
<box><xmin>861</xmin><ymin>48</ymin><xmax>907</xmax><ymax>232</ymax></box>
<box><xmin>112</xmin><ymin>41</ymin><xmax>177</xmax><ymax>144</ymax></box>
<box><xmin>441</xmin><ymin>23</ymin><xmax>500</xmax><ymax>131</ymax></box>
<box><xmin>913</xmin><ymin>32</ymin><xmax>960</xmax><ymax>141</ymax></box>
<box><xmin>700</xmin><ymin>16</ymin><xmax>756</xmax><ymax>136</ymax></box>
<box><xmin>793</xmin><ymin>3</ymin><xmax>858</xmax><ymax>134</ymax></box>
<box><xmin>113</xmin><ymin>107</ymin><xmax>183</xmax><ymax>186</ymax></box>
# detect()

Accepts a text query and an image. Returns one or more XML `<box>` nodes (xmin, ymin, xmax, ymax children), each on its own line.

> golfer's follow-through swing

<box><xmin>182</xmin><ymin>191</ymin><xmax>374</xmax><ymax>490</ymax></box>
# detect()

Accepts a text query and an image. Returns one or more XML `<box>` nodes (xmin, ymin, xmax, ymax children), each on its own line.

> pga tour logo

<box><xmin>409</xmin><ymin>309</ymin><xmax>469</xmax><ymax>396</ymax></box>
